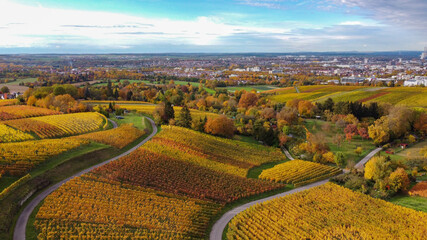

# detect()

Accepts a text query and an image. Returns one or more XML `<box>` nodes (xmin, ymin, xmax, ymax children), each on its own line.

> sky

<box><xmin>0</xmin><ymin>0</ymin><xmax>426</xmax><ymax>53</ymax></box>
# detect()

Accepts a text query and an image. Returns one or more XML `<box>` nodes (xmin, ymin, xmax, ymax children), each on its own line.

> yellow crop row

<box><xmin>0</xmin><ymin>124</ymin><xmax>34</xmax><ymax>143</ymax></box>
<box><xmin>259</xmin><ymin>160</ymin><xmax>341</xmax><ymax>185</ymax></box>
<box><xmin>227</xmin><ymin>183</ymin><xmax>427</xmax><ymax>240</ymax></box>
<box><xmin>35</xmin><ymin>176</ymin><xmax>221</xmax><ymax>239</ymax></box>
<box><xmin>0</xmin><ymin>138</ymin><xmax>89</xmax><ymax>175</ymax></box>
<box><xmin>72</xmin><ymin>124</ymin><xmax>145</xmax><ymax>149</ymax></box>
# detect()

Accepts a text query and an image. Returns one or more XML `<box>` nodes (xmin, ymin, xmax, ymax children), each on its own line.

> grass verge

<box><xmin>388</xmin><ymin>194</ymin><xmax>427</xmax><ymax>212</ymax></box>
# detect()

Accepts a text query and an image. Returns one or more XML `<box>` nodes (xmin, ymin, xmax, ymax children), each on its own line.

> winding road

<box><xmin>13</xmin><ymin>117</ymin><xmax>157</xmax><ymax>240</ymax></box>
<box><xmin>210</xmin><ymin>147</ymin><xmax>383</xmax><ymax>240</ymax></box>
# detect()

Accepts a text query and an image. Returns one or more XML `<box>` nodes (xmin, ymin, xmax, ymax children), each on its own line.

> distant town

<box><xmin>0</xmin><ymin>50</ymin><xmax>426</xmax><ymax>99</ymax></box>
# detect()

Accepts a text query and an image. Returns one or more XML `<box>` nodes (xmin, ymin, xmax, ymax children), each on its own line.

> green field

<box><xmin>389</xmin><ymin>195</ymin><xmax>427</xmax><ymax>212</ymax></box>
<box><xmin>304</xmin><ymin>119</ymin><xmax>375</xmax><ymax>164</ymax></box>
<box><xmin>0</xmin><ymin>78</ymin><xmax>38</xmax><ymax>85</ymax></box>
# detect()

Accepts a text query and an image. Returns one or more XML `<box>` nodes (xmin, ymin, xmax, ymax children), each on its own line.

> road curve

<box><xmin>355</xmin><ymin>147</ymin><xmax>382</xmax><ymax>169</ymax></box>
<box><xmin>210</xmin><ymin>179</ymin><xmax>330</xmax><ymax>240</ymax></box>
<box><xmin>13</xmin><ymin>117</ymin><xmax>157</xmax><ymax>240</ymax></box>
<box><xmin>108</xmin><ymin>118</ymin><xmax>118</xmax><ymax>129</ymax></box>
<box><xmin>210</xmin><ymin>147</ymin><xmax>383</xmax><ymax>240</ymax></box>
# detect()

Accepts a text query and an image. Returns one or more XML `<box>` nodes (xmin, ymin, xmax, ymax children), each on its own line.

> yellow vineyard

<box><xmin>259</xmin><ymin>160</ymin><xmax>341</xmax><ymax>186</ymax></box>
<box><xmin>227</xmin><ymin>183</ymin><xmax>427</xmax><ymax>240</ymax></box>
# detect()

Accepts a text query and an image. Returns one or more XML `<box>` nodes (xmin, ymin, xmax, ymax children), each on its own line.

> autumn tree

<box><xmin>354</xmin><ymin>147</ymin><xmax>363</xmax><ymax>156</ymax></box>
<box><xmin>238</xmin><ymin>92</ymin><xmax>258</xmax><ymax>108</ymax></box>
<box><xmin>368</xmin><ymin>116</ymin><xmax>390</xmax><ymax>145</ymax></box>
<box><xmin>364</xmin><ymin>156</ymin><xmax>392</xmax><ymax>181</ymax></box>
<box><xmin>52</xmin><ymin>94</ymin><xmax>77</xmax><ymax>113</ymax></box>
<box><xmin>205</xmin><ymin>115</ymin><xmax>235</xmax><ymax>138</ymax></box>
<box><xmin>388</xmin><ymin>168</ymin><xmax>410</xmax><ymax>192</ymax></box>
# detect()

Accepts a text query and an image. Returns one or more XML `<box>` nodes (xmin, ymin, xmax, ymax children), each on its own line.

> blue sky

<box><xmin>0</xmin><ymin>0</ymin><xmax>426</xmax><ymax>53</ymax></box>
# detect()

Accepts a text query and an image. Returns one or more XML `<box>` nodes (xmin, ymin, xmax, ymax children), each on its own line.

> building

<box><xmin>421</xmin><ymin>47</ymin><xmax>427</xmax><ymax>60</ymax></box>
<box><xmin>403</xmin><ymin>76</ymin><xmax>427</xmax><ymax>86</ymax></box>
<box><xmin>341</xmin><ymin>76</ymin><xmax>365</xmax><ymax>84</ymax></box>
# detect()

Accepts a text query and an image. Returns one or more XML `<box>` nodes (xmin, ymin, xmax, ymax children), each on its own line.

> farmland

<box><xmin>259</xmin><ymin>160</ymin><xmax>341</xmax><ymax>186</ymax></box>
<box><xmin>226</xmin><ymin>183</ymin><xmax>427</xmax><ymax>239</ymax></box>
<box><xmin>32</xmin><ymin>125</ymin><xmax>288</xmax><ymax>238</ymax></box>
<box><xmin>3</xmin><ymin>112</ymin><xmax>107</xmax><ymax>139</ymax></box>
<box><xmin>266</xmin><ymin>85</ymin><xmax>427</xmax><ymax>108</ymax></box>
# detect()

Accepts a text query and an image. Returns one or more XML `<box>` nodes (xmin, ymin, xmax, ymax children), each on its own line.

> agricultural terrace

<box><xmin>0</xmin><ymin>99</ymin><xmax>16</xmax><ymax>107</ymax></box>
<box><xmin>266</xmin><ymin>85</ymin><xmax>427</xmax><ymax>108</ymax></box>
<box><xmin>72</xmin><ymin>124</ymin><xmax>145</xmax><ymax>149</ymax></box>
<box><xmin>226</xmin><ymin>183</ymin><xmax>427</xmax><ymax>240</ymax></box>
<box><xmin>142</xmin><ymin>126</ymin><xmax>287</xmax><ymax>177</ymax></box>
<box><xmin>259</xmin><ymin>160</ymin><xmax>341</xmax><ymax>186</ymax></box>
<box><xmin>3</xmin><ymin>112</ymin><xmax>107</xmax><ymax>139</ymax></box>
<box><xmin>0</xmin><ymin>124</ymin><xmax>34</xmax><ymax>143</ymax></box>
<box><xmin>34</xmin><ymin>126</ymin><xmax>288</xmax><ymax>238</ymax></box>
<box><xmin>0</xmin><ymin>105</ymin><xmax>60</xmax><ymax>121</ymax></box>
<box><xmin>0</xmin><ymin>138</ymin><xmax>89</xmax><ymax>176</ymax></box>
<box><xmin>35</xmin><ymin>176</ymin><xmax>222</xmax><ymax>239</ymax></box>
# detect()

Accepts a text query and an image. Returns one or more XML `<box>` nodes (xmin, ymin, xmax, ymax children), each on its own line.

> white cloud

<box><xmin>0</xmin><ymin>0</ymin><xmax>290</xmax><ymax>48</ymax></box>
<box><xmin>327</xmin><ymin>0</ymin><xmax>427</xmax><ymax>32</ymax></box>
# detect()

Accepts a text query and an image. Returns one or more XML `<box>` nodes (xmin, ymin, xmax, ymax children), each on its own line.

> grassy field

<box><xmin>389</xmin><ymin>195</ymin><xmax>427</xmax><ymax>212</ymax></box>
<box><xmin>0</xmin><ymin>77</ymin><xmax>36</xmax><ymax>92</ymax></box>
<box><xmin>305</xmin><ymin>119</ymin><xmax>375</xmax><ymax>164</ymax></box>
<box><xmin>111</xmin><ymin>112</ymin><xmax>147</xmax><ymax>130</ymax></box>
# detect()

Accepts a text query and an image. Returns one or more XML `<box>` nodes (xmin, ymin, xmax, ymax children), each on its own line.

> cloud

<box><xmin>0</xmin><ymin>0</ymin><xmax>291</xmax><ymax>48</ymax></box>
<box><xmin>237</xmin><ymin>0</ymin><xmax>286</xmax><ymax>9</ymax></box>
<box><xmin>326</xmin><ymin>0</ymin><xmax>427</xmax><ymax>32</ymax></box>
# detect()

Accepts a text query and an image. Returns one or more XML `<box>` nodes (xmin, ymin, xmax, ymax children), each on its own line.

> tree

<box><xmin>176</xmin><ymin>105</ymin><xmax>192</xmax><ymax>128</ymax></box>
<box><xmin>27</xmin><ymin>95</ymin><xmax>37</xmax><ymax>106</ymax></box>
<box><xmin>0</xmin><ymin>86</ymin><xmax>10</xmax><ymax>93</ymax></box>
<box><xmin>334</xmin><ymin>152</ymin><xmax>346</xmax><ymax>167</ymax></box>
<box><xmin>368</xmin><ymin>116</ymin><xmax>390</xmax><ymax>145</ymax></box>
<box><xmin>388</xmin><ymin>168</ymin><xmax>410</xmax><ymax>193</ymax></box>
<box><xmin>164</xmin><ymin>101</ymin><xmax>175</xmax><ymax>121</ymax></box>
<box><xmin>52</xmin><ymin>94</ymin><xmax>76</xmax><ymax>113</ymax></box>
<box><xmin>238</xmin><ymin>92</ymin><xmax>258</xmax><ymax>108</ymax></box>
<box><xmin>354</xmin><ymin>147</ymin><xmax>363</xmax><ymax>156</ymax></box>
<box><xmin>364</xmin><ymin>156</ymin><xmax>392</xmax><ymax>181</ymax></box>
<box><xmin>53</xmin><ymin>86</ymin><xmax>66</xmax><ymax>96</ymax></box>
<box><xmin>204</xmin><ymin>115</ymin><xmax>235</xmax><ymax>138</ymax></box>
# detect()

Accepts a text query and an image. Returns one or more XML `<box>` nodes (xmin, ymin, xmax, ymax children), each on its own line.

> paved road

<box><xmin>282</xmin><ymin>147</ymin><xmax>295</xmax><ymax>160</ymax></box>
<box><xmin>355</xmin><ymin>147</ymin><xmax>382</xmax><ymax>169</ymax></box>
<box><xmin>210</xmin><ymin>147</ymin><xmax>383</xmax><ymax>240</ymax></box>
<box><xmin>210</xmin><ymin>179</ymin><xmax>330</xmax><ymax>240</ymax></box>
<box><xmin>108</xmin><ymin>119</ymin><xmax>118</xmax><ymax>128</ymax></box>
<box><xmin>13</xmin><ymin>117</ymin><xmax>157</xmax><ymax>240</ymax></box>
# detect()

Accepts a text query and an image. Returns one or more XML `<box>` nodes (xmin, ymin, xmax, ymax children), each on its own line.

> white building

<box><xmin>403</xmin><ymin>76</ymin><xmax>427</xmax><ymax>86</ymax></box>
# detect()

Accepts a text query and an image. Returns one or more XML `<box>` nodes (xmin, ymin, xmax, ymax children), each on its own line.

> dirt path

<box><xmin>13</xmin><ymin>117</ymin><xmax>157</xmax><ymax>240</ymax></box>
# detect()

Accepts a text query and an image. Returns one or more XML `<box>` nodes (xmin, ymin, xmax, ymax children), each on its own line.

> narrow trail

<box><xmin>282</xmin><ymin>147</ymin><xmax>295</xmax><ymax>160</ymax></box>
<box><xmin>210</xmin><ymin>147</ymin><xmax>382</xmax><ymax>240</ymax></box>
<box><xmin>13</xmin><ymin>117</ymin><xmax>157</xmax><ymax>240</ymax></box>
<box><xmin>107</xmin><ymin>118</ymin><xmax>118</xmax><ymax>128</ymax></box>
